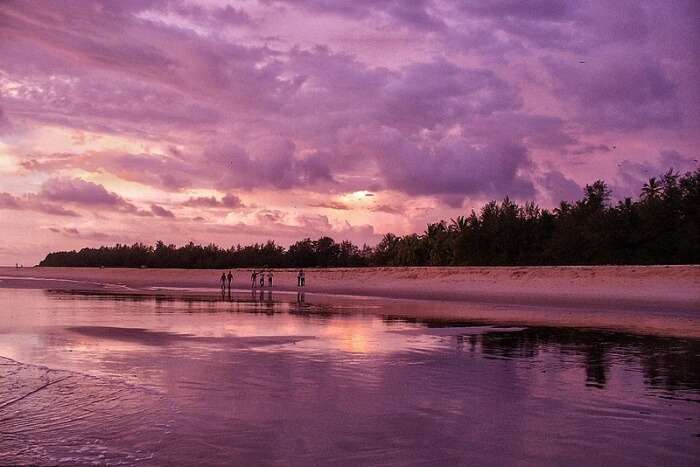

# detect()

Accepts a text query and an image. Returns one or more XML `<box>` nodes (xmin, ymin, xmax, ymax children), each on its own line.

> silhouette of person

<box><xmin>227</xmin><ymin>270</ymin><xmax>233</xmax><ymax>292</ymax></box>
<box><xmin>300</xmin><ymin>269</ymin><xmax>305</xmax><ymax>287</ymax></box>
<box><xmin>259</xmin><ymin>271</ymin><xmax>265</xmax><ymax>288</ymax></box>
<box><xmin>268</xmin><ymin>270</ymin><xmax>273</xmax><ymax>288</ymax></box>
<box><xmin>220</xmin><ymin>272</ymin><xmax>226</xmax><ymax>296</ymax></box>
<box><xmin>251</xmin><ymin>270</ymin><xmax>257</xmax><ymax>288</ymax></box>
<box><xmin>297</xmin><ymin>269</ymin><xmax>302</xmax><ymax>287</ymax></box>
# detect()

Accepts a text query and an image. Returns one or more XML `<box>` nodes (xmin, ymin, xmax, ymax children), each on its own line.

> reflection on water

<box><xmin>0</xmin><ymin>288</ymin><xmax>698</xmax><ymax>466</ymax></box>
<box><xmin>459</xmin><ymin>325</ymin><xmax>699</xmax><ymax>392</ymax></box>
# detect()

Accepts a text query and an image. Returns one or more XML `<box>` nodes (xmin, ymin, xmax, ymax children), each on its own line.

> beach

<box><xmin>1</xmin><ymin>265</ymin><xmax>698</xmax><ymax>337</ymax></box>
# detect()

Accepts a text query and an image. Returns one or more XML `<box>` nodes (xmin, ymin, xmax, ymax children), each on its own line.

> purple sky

<box><xmin>0</xmin><ymin>0</ymin><xmax>698</xmax><ymax>265</ymax></box>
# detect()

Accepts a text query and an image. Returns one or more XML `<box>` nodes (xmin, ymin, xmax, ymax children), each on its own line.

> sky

<box><xmin>0</xmin><ymin>0</ymin><xmax>698</xmax><ymax>265</ymax></box>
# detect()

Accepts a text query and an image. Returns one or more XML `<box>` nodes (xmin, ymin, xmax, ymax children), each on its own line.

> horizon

<box><xmin>1</xmin><ymin>1</ymin><xmax>699</xmax><ymax>265</ymax></box>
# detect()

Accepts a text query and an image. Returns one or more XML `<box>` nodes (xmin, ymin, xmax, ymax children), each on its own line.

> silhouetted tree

<box><xmin>39</xmin><ymin>169</ymin><xmax>700</xmax><ymax>268</ymax></box>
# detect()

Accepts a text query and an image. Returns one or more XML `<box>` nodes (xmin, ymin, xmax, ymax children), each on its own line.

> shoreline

<box><xmin>1</xmin><ymin>266</ymin><xmax>699</xmax><ymax>338</ymax></box>
<box><xmin>1</xmin><ymin>265</ymin><xmax>698</xmax><ymax>312</ymax></box>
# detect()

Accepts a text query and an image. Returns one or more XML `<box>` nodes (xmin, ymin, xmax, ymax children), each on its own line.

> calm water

<box><xmin>0</xmin><ymin>288</ymin><xmax>698</xmax><ymax>466</ymax></box>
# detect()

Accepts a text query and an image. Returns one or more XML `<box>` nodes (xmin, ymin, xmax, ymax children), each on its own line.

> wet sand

<box><xmin>1</xmin><ymin>265</ymin><xmax>698</xmax><ymax>310</ymax></box>
<box><xmin>0</xmin><ymin>265</ymin><xmax>698</xmax><ymax>337</ymax></box>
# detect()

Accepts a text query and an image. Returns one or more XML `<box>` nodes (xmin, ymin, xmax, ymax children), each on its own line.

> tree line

<box><xmin>39</xmin><ymin>169</ymin><xmax>700</xmax><ymax>268</ymax></box>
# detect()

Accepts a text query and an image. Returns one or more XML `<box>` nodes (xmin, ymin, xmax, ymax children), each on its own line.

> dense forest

<box><xmin>39</xmin><ymin>169</ymin><xmax>700</xmax><ymax>268</ymax></box>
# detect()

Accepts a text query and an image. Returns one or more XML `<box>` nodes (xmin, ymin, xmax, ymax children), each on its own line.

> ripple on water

<box><xmin>0</xmin><ymin>357</ymin><xmax>173</xmax><ymax>466</ymax></box>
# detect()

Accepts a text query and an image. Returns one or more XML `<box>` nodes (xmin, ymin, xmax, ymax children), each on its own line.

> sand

<box><xmin>1</xmin><ymin>266</ymin><xmax>698</xmax><ymax>338</ymax></box>
<box><xmin>0</xmin><ymin>265</ymin><xmax>698</xmax><ymax>312</ymax></box>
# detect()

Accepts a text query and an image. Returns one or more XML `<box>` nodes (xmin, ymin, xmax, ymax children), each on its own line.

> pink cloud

<box><xmin>150</xmin><ymin>204</ymin><xmax>175</xmax><ymax>218</ymax></box>
<box><xmin>0</xmin><ymin>192</ymin><xmax>80</xmax><ymax>217</ymax></box>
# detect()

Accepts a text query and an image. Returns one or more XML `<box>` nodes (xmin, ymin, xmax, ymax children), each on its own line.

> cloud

<box><xmin>182</xmin><ymin>194</ymin><xmax>244</xmax><ymax>209</ymax></box>
<box><xmin>150</xmin><ymin>204</ymin><xmax>175</xmax><ymax>218</ymax></box>
<box><xmin>48</xmin><ymin>226</ymin><xmax>113</xmax><ymax>240</ymax></box>
<box><xmin>206</xmin><ymin>137</ymin><xmax>335</xmax><ymax>190</ymax></box>
<box><xmin>0</xmin><ymin>192</ymin><xmax>80</xmax><ymax>217</ymax></box>
<box><xmin>1</xmin><ymin>177</ymin><xmax>152</xmax><ymax>218</ymax></box>
<box><xmin>221</xmin><ymin>194</ymin><xmax>244</xmax><ymax>209</ymax></box>
<box><xmin>0</xmin><ymin>192</ymin><xmax>21</xmax><ymax>209</ymax></box>
<box><xmin>539</xmin><ymin>170</ymin><xmax>582</xmax><ymax>204</ymax></box>
<box><xmin>309</xmin><ymin>201</ymin><xmax>351</xmax><ymax>210</ymax></box>
<box><xmin>370</xmin><ymin>204</ymin><xmax>402</xmax><ymax>214</ymax></box>
<box><xmin>570</xmin><ymin>144</ymin><xmax>611</xmax><ymax>156</ymax></box>
<box><xmin>41</xmin><ymin>177</ymin><xmax>128</xmax><ymax>206</ymax></box>
<box><xmin>165</xmin><ymin>3</ymin><xmax>254</xmax><ymax>27</ymax></box>
<box><xmin>264</xmin><ymin>0</ymin><xmax>445</xmax><ymax>31</ymax></box>
<box><xmin>358</xmin><ymin>128</ymin><xmax>535</xmax><ymax>204</ymax></box>
<box><xmin>545</xmin><ymin>54</ymin><xmax>681</xmax><ymax>131</ymax></box>
<box><xmin>38</xmin><ymin>177</ymin><xmax>144</xmax><ymax>216</ymax></box>
<box><xmin>613</xmin><ymin>149</ymin><xmax>699</xmax><ymax>199</ymax></box>
<box><xmin>182</xmin><ymin>196</ymin><xmax>221</xmax><ymax>208</ymax></box>
<box><xmin>0</xmin><ymin>107</ymin><xmax>12</xmax><ymax>134</ymax></box>
<box><xmin>256</xmin><ymin>209</ymin><xmax>286</xmax><ymax>224</ymax></box>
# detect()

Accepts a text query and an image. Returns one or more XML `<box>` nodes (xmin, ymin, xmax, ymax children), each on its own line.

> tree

<box><xmin>641</xmin><ymin>177</ymin><xmax>662</xmax><ymax>201</ymax></box>
<box><xmin>38</xmin><ymin>169</ymin><xmax>700</xmax><ymax>268</ymax></box>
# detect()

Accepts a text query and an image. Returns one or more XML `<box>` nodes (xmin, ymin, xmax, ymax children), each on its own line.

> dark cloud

<box><xmin>545</xmin><ymin>54</ymin><xmax>681</xmax><ymax>131</ymax></box>
<box><xmin>309</xmin><ymin>201</ymin><xmax>351</xmax><ymax>210</ymax></box>
<box><xmin>221</xmin><ymin>194</ymin><xmax>244</xmax><ymax>209</ymax></box>
<box><xmin>182</xmin><ymin>196</ymin><xmax>221</xmax><ymax>208</ymax></box>
<box><xmin>166</xmin><ymin>3</ymin><xmax>254</xmax><ymax>26</ymax></box>
<box><xmin>539</xmin><ymin>171</ymin><xmax>582</xmax><ymax>204</ymax></box>
<box><xmin>358</xmin><ymin>129</ymin><xmax>535</xmax><ymax>204</ymax></box>
<box><xmin>379</xmin><ymin>59</ymin><xmax>522</xmax><ymax>130</ymax></box>
<box><xmin>182</xmin><ymin>194</ymin><xmax>244</xmax><ymax>209</ymax></box>
<box><xmin>205</xmin><ymin>137</ymin><xmax>335</xmax><ymax>190</ymax></box>
<box><xmin>264</xmin><ymin>0</ymin><xmax>444</xmax><ymax>30</ymax></box>
<box><xmin>456</xmin><ymin>0</ymin><xmax>578</xmax><ymax>21</ymax></box>
<box><xmin>570</xmin><ymin>144</ymin><xmax>611</xmax><ymax>156</ymax></box>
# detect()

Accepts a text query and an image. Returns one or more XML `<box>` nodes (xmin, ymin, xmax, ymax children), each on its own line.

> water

<box><xmin>0</xmin><ymin>288</ymin><xmax>698</xmax><ymax>466</ymax></box>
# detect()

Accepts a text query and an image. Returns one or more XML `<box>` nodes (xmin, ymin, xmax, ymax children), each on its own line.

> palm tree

<box><xmin>450</xmin><ymin>216</ymin><xmax>468</xmax><ymax>234</ymax></box>
<box><xmin>422</xmin><ymin>222</ymin><xmax>445</xmax><ymax>265</ymax></box>
<box><xmin>641</xmin><ymin>177</ymin><xmax>662</xmax><ymax>200</ymax></box>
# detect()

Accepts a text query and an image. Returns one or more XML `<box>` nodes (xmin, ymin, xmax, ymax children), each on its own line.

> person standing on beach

<box><xmin>251</xmin><ymin>270</ymin><xmax>257</xmax><ymax>288</ymax></box>
<box><xmin>301</xmin><ymin>269</ymin><xmax>305</xmax><ymax>287</ymax></box>
<box><xmin>297</xmin><ymin>269</ymin><xmax>302</xmax><ymax>287</ymax></box>
<box><xmin>227</xmin><ymin>270</ymin><xmax>233</xmax><ymax>292</ymax></box>
<box><xmin>268</xmin><ymin>270</ymin><xmax>274</xmax><ymax>288</ymax></box>
<box><xmin>220</xmin><ymin>272</ymin><xmax>226</xmax><ymax>293</ymax></box>
<box><xmin>259</xmin><ymin>270</ymin><xmax>265</xmax><ymax>288</ymax></box>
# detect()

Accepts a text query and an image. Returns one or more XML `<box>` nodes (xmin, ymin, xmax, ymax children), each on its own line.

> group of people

<box><xmin>220</xmin><ymin>270</ymin><xmax>234</xmax><ymax>294</ymax></box>
<box><xmin>219</xmin><ymin>269</ymin><xmax>306</xmax><ymax>293</ymax></box>
<box><xmin>251</xmin><ymin>270</ymin><xmax>274</xmax><ymax>288</ymax></box>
